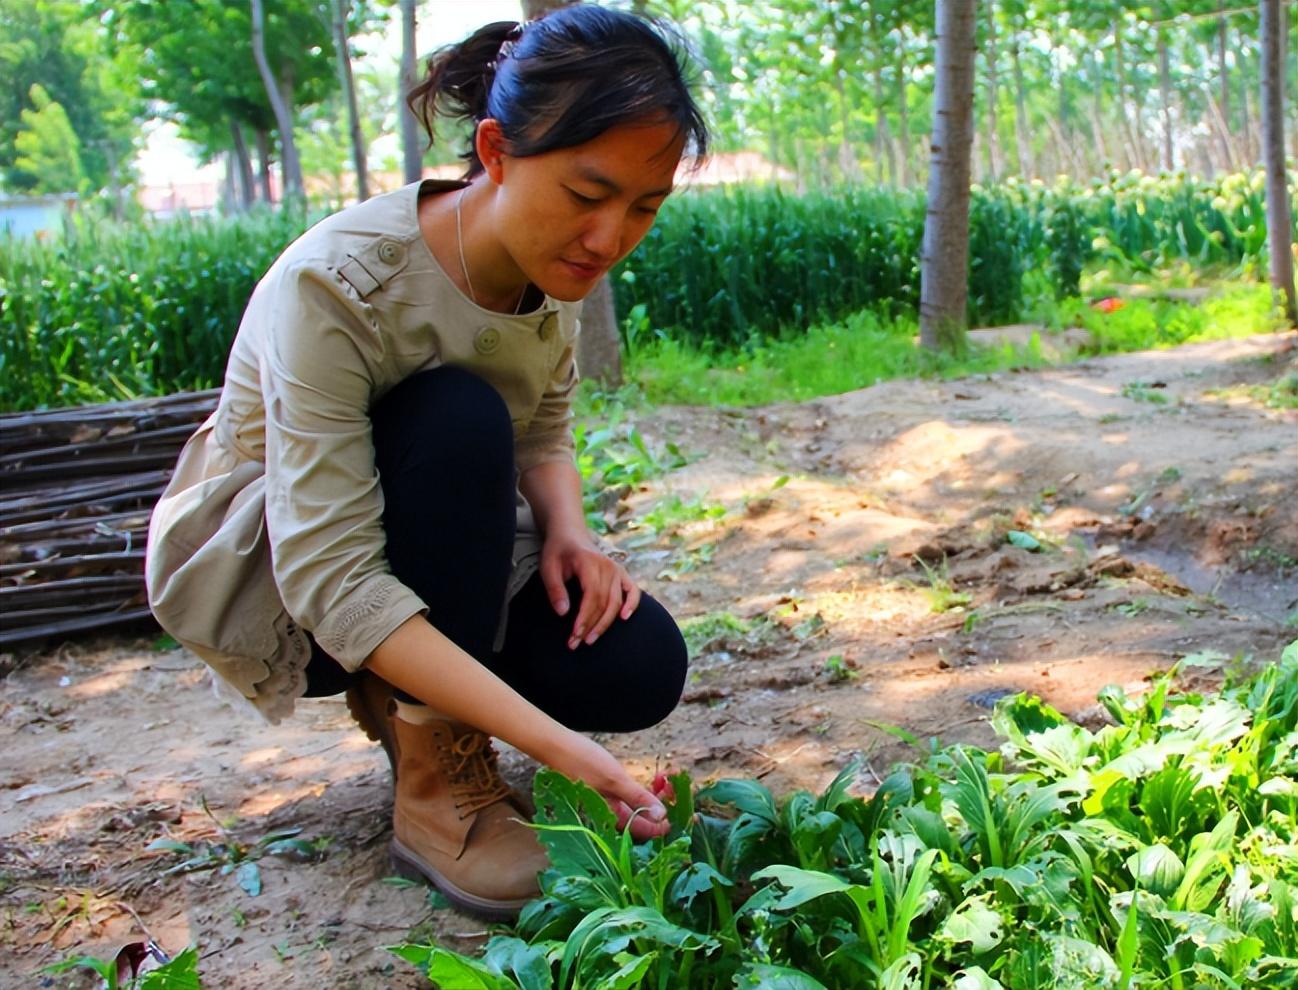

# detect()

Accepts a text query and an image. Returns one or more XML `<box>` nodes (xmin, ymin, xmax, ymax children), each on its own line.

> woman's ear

<box><xmin>476</xmin><ymin>119</ymin><xmax>508</xmax><ymax>185</ymax></box>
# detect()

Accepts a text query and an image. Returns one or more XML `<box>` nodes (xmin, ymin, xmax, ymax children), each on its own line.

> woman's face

<box><xmin>481</xmin><ymin>117</ymin><xmax>686</xmax><ymax>302</ymax></box>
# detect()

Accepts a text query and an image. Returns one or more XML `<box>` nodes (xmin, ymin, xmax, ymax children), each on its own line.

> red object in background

<box><xmin>1092</xmin><ymin>296</ymin><xmax>1125</xmax><ymax>313</ymax></box>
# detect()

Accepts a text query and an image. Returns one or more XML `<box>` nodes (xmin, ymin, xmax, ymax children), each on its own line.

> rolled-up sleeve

<box><xmin>515</xmin><ymin>318</ymin><xmax>579</xmax><ymax>474</ymax></box>
<box><xmin>261</xmin><ymin>263</ymin><xmax>426</xmax><ymax>668</ymax></box>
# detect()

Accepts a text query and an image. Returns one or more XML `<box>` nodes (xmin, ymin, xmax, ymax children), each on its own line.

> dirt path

<box><xmin>3</xmin><ymin>333</ymin><xmax>1295</xmax><ymax>988</ymax></box>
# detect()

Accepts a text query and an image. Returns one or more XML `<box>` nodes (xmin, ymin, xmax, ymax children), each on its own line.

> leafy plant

<box><xmin>44</xmin><ymin>945</ymin><xmax>201</xmax><ymax>989</ymax></box>
<box><xmin>390</xmin><ymin>640</ymin><xmax>1298</xmax><ymax>989</ymax></box>
<box><xmin>145</xmin><ymin>800</ymin><xmax>327</xmax><ymax>897</ymax></box>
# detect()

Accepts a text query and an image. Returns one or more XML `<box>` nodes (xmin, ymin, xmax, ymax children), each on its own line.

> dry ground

<box><xmin>3</xmin><ymin>333</ymin><xmax>1295</xmax><ymax>988</ymax></box>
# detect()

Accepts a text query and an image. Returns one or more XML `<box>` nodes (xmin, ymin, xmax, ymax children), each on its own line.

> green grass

<box><xmin>628</xmin><ymin>280</ymin><xmax>1281</xmax><ymax>407</ymax></box>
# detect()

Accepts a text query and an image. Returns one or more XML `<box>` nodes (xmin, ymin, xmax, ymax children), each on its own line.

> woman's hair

<box><xmin>407</xmin><ymin>3</ymin><xmax>709</xmax><ymax>177</ymax></box>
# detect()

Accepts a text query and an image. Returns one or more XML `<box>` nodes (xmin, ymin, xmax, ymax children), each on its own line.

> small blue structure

<box><xmin>0</xmin><ymin>193</ymin><xmax>77</xmax><ymax>237</ymax></box>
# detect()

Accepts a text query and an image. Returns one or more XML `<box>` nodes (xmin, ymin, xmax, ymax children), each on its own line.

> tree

<box><xmin>250</xmin><ymin>0</ymin><xmax>306</xmax><ymax>201</ymax></box>
<box><xmin>13</xmin><ymin>83</ymin><xmax>85</xmax><ymax>194</ymax></box>
<box><xmin>400</xmin><ymin>0</ymin><xmax>423</xmax><ymax>183</ymax></box>
<box><xmin>0</xmin><ymin>0</ymin><xmax>142</xmax><ymax>195</ymax></box>
<box><xmin>1259</xmin><ymin>0</ymin><xmax>1296</xmax><ymax>326</ymax></box>
<box><xmin>919</xmin><ymin>0</ymin><xmax>977</xmax><ymax>352</ymax></box>
<box><xmin>331</xmin><ymin>0</ymin><xmax>369</xmax><ymax>201</ymax></box>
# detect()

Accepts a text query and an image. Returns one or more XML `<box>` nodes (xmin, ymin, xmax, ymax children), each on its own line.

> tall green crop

<box><xmin>0</xmin><ymin>206</ymin><xmax>312</xmax><ymax>410</ymax></box>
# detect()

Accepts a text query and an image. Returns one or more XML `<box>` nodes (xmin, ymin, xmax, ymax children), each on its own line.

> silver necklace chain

<box><xmin>456</xmin><ymin>186</ymin><xmax>526</xmax><ymax>315</ymax></box>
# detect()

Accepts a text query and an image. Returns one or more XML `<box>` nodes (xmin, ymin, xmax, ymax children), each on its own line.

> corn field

<box><xmin>0</xmin><ymin>171</ymin><xmax>1290</xmax><ymax>412</ymax></box>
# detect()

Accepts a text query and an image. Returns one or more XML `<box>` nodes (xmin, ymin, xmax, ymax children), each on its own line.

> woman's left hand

<box><xmin>539</xmin><ymin>528</ymin><xmax>640</xmax><ymax>650</ymax></box>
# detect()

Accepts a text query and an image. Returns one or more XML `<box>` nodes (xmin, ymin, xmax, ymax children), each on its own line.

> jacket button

<box><xmin>474</xmin><ymin>326</ymin><xmax>501</xmax><ymax>355</ymax></box>
<box><xmin>377</xmin><ymin>239</ymin><xmax>403</xmax><ymax>264</ymax></box>
<box><xmin>538</xmin><ymin>312</ymin><xmax>556</xmax><ymax>341</ymax></box>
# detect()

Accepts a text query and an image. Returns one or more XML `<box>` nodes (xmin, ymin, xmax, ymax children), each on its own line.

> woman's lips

<box><xmin>562</xmin><ymin>259</ymin><xmax>604</xmax><ymax>280</ymax></box>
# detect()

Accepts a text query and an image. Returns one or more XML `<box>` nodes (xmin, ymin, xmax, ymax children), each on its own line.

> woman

<box><xmin>145</xmin><ymin>4</ymin><xmax>708</xmax><ymax>919</ymax></box>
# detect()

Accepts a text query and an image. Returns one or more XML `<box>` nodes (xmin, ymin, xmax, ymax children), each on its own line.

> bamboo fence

<box><xmin>0</xmin><ymin>391</ymin><xmax>218</xmax><ymax>648</ymax></box>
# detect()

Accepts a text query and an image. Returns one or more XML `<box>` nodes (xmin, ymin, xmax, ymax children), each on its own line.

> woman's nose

<box><xmin>582</xmin><ymin>208</ymin><xmax>624</xmax><ymax>261</ymax></box>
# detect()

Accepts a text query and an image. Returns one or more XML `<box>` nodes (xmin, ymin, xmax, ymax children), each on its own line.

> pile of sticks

<box><xmin>0</xmin><ymin>390</ymin><xmax>219</xmax><ymax>649</ymax></box>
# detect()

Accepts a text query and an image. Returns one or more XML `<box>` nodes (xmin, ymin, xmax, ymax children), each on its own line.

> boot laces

<box><xmin>440</xmin><ymin>728</ymin><xmax>511</xmax><ymax>817</ymax></box>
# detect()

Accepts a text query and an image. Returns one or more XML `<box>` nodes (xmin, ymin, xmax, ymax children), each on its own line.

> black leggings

<box><xmin>303</xmin><ymin>366</ymin><xmax>689</xmax><ymax>734</ymax></box>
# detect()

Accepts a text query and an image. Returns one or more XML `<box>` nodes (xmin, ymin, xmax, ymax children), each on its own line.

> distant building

<box><xmin>0</xmin><ymin>192</ymin><xmax>77</xmax><ymax>237</ymax></box>
<box><xmin>138</xmin><ymin>179</ymin><xmax>221</xmax><ymax>216</ymax></box>
<box><xmin>677</xmin><ymin>151</ymin><xmax>796</xmax><ymax>187</ymax></box>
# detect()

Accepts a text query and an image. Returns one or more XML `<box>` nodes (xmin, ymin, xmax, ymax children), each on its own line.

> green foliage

<box><xmin>145</xmin><ymin>799</ymin><xmax>327</xmax><ymax>897</ymax></box>
<box><xmin>614</xmin><ymin>170</ymin><xmax>1290</xmax><ymax>350</ymax></box>
<box><xmin>391</xmin><ymin>641</ymin><xmax>1298</xmax><ymax>989</ymax></box>
<box><xmin>0</xmin><ymin>206</ymin><xmax>313</xmax><ymax>410</ymax></box>
<box><xmin>0</xmin><ymin>0</ymin><xmax>143</xmax><ymax>194</ymax></box>
<box><xmin>13</xmin><ymin>83</ymin><xmax>85</xmax><ymax>194</ymax></box>
<box><xmin>44</xmin><ymin>945</ymin><xmax>201</xmax><ymax>989</ymax></box>
<box><xmin>1</xmin><ymin>172</ymin><xmax>1287</xmax><ymax>412</ymax></box>
<box><xmin>633</xmin><ymin>280</ymin><xmax>1277</xmax><ymax>407</ymax></box>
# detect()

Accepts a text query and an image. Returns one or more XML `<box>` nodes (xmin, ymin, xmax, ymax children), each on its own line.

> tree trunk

<box><xmin>221</xmin><ymin>150</ymin><xmax>237</xmax><ymax>214</ymax></box>
<box><xmin>920</xmin><ymin>0</ymin><xmax>976</xmax><ymax>353</ymax></box>
<box><xmin>872</xmin><ymin>65</ymin><xmax>895</xmax><ymax>184</ymax></box>
<box><xmin>575</xmin><ymin>276</ymin><xmax>623</xmax><ymax>387</ymax></box>
<box><xmin>1260</xmin><ymin>0</ymin><xmax>1297</xmax><ymax>325</ymax></box>
<box><xmin>250</xmin><ymin>0</ymin><xmax>304</xmax><ymax>202</ymax></box>
<box><xmin>1011</xmin><ymin>37</ymin><xmax>1032</xmax><ymax>178</ymax></box>
<box><xmin>836</xmin><ymin>73</ymin><xmax>860</xmax><ymax>183</ymax></box>
<box><xmin>332</xmin><ymin>0</ymin><xmax>369</xmax><ymax>202</ymax></box>
<box><xmin>229</xmin><ymin>120</ymin><xmax>256</xmax><ymax>209</ymax></box>
<box><xmin>1218</xmin><ymin>2</ymin><xmax>1232</xmax><ymax>160</ymax></box>
<box><xmin>983</xmin><ymin>0</ymin><xmax>1001</xmax><ymax>182</ymax></box>
<box><xmin>400</xmin><ymin>0</ymin><xmax>422</xmax><ymax>183</ymax></box>
<box><xmin>1157</xmin><ymin>28</ymin><xmax>1174</xmax><ymax>171</ymax></box>
<box><xmin>897</xmin><ymin>49</ymin><xmax>912</xmax><ymax>186</ymax></box>
<box><xmin>254</xmin><ymin>127</ymin><xmax>274</xmax><ymax>202</ymax></box>
<box><xmin>1113</xmin><ymin>28</ymin><xmax>1145</xmax><ymax>172</ymax></box>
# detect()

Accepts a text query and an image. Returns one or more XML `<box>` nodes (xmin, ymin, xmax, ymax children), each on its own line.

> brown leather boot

<box><xmin>388</xmin><ymin>710</ymin><xmax>549</xmax><ymax>919</ymax></box>
<box><xmin>344</xmin><ymin>671</ymin><xmax>399</xmax><ymax>779</ymax></box>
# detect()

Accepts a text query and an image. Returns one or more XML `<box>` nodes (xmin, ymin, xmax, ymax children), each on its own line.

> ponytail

<box><xmin>405</xmin><ymin>4</ymin><xmax>709</xmax><ymax>180</ymax></box>
<box><xmin>406</xmin><ymin>21</ymin><xmax>522</xmax><ymax>175</ymax></box>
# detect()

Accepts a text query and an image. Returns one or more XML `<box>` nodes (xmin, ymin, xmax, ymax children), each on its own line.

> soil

<box><xmin>3</xmin><ymin>333</ymin><xmax>1295</xmax><ymax>989</ymax></box>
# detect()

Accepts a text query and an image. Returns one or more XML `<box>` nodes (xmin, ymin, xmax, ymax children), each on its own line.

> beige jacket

<box><xmin>145</xmin><ymin>180</ymin><xmax>581</xmax><ymax>721</ymax></box>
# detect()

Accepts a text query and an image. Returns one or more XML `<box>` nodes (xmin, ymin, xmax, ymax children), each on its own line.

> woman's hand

<box><xmin>540</xmin><ymin>527</ymin><xmax>640</xmax><ymax>650</ymax></box>
<box><xmin>545</xmin><ymin>729</ymin><xmax>671</xmax><ymax>840</ymax></box>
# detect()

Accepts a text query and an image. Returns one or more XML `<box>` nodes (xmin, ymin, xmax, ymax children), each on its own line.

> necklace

<box><xmin>456</xmin><ymin>187</ymin><xmax>527</xmax><ymax>315</ymax></box>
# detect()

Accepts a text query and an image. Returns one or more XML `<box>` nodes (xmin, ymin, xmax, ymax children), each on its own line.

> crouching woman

<box><xmin>146</xmin><ymin>4</ymin><xmax>707</xmax><ymax>919</ymax></box>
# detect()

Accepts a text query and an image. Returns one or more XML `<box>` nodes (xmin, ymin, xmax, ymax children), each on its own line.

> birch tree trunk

<box><xmin>1260</xmin><ymin>0</ymin><xmax>1297</xmax><ymax>325</ymax></box>
<box><xmin>873</xmin><ymin>65</ymin><xmax>896</xmax><ymax>184</ymax></box>
<box><xmin>1157</xmin><ymin>27</ymin><xmax>1174</xmax><ymax>171</ymax></box>
<box><xmin>254</xmin><ymin>127</ymin><xmax>274</xmax><ymax>202</ymax></box>
<box><xmin>331</xmin><ymin>0</ymin><xmax>369</xmax><ymax>202</ymax></box>
<box><xmin>229</xmin><ymin>119</ymin><xmax>256</xmax><ymax>209</ymax></box>
<box><xmin>1113</xmin><ymin>28</ymin><xmax>1144</xmax><ymax>172</ymax></box>
<box><xmin>920</xmin><ymin>0</ymin><xmax>977</xmax><ymax>353</ymax></box>
<box><xmin>400</xmin><ymin>0</ymin><xmax>422</xmax><ymax>183</ymax></box>
<box><xmin>250</xmin><ymin>0</ymin><xmax>305</xmax><ymax>202</ymax></box>
<box><xmin>1011</xmin><ymin>35</ymin><xmax>1032</xmax><ymax>178</ymax></box>
<box><xmin>520</xmin><ymin>0</ymin><xmax>621</xmax><ymax>383</ymax></box>
<box><xmin>897</xmin><ymin>48</ymin><xmax>913</xmax><ymax>187</ymax></box>
<box><xmin>983</xmin><ymin>0</ymin><xmax>1001</xmax><ymax>182</ymax></box>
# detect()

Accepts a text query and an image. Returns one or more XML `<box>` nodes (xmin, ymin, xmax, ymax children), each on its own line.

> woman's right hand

<box><xmin>545</xmin><ymin>730</ymin><xmax>671</xmax><ymax>840</ymax></box>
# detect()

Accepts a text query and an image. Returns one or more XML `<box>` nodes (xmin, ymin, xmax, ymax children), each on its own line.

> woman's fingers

<box><xmin>584</xmin><ymin>571</ymin><xmax>623</xmax><ymax>645</ymax></box>
<box><xmin>540</xmin><ymin>556</ymin><xmax>571</xmax><ymax>617</ymax></box>
<box><xmin>619</xmin><ymin>570</ymin><xmax>641</xmax><ymax>620</ymax></box>
<box><xmin>567</xmin><ymin>557</ymin><xmax>618</xmax><ymax>648</ymax></box>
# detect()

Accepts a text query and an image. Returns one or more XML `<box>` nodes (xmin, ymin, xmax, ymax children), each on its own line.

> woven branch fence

<box><xmin>0</xmin><ymin>391</ymin><xmax>218</xmax><ymax>649</ymax></box>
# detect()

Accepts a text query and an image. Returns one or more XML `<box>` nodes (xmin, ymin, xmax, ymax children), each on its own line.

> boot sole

<box><xmin>390</xmin><ymin>836</ymin><xmax>536</xmax><ymax>922</ymax></box>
